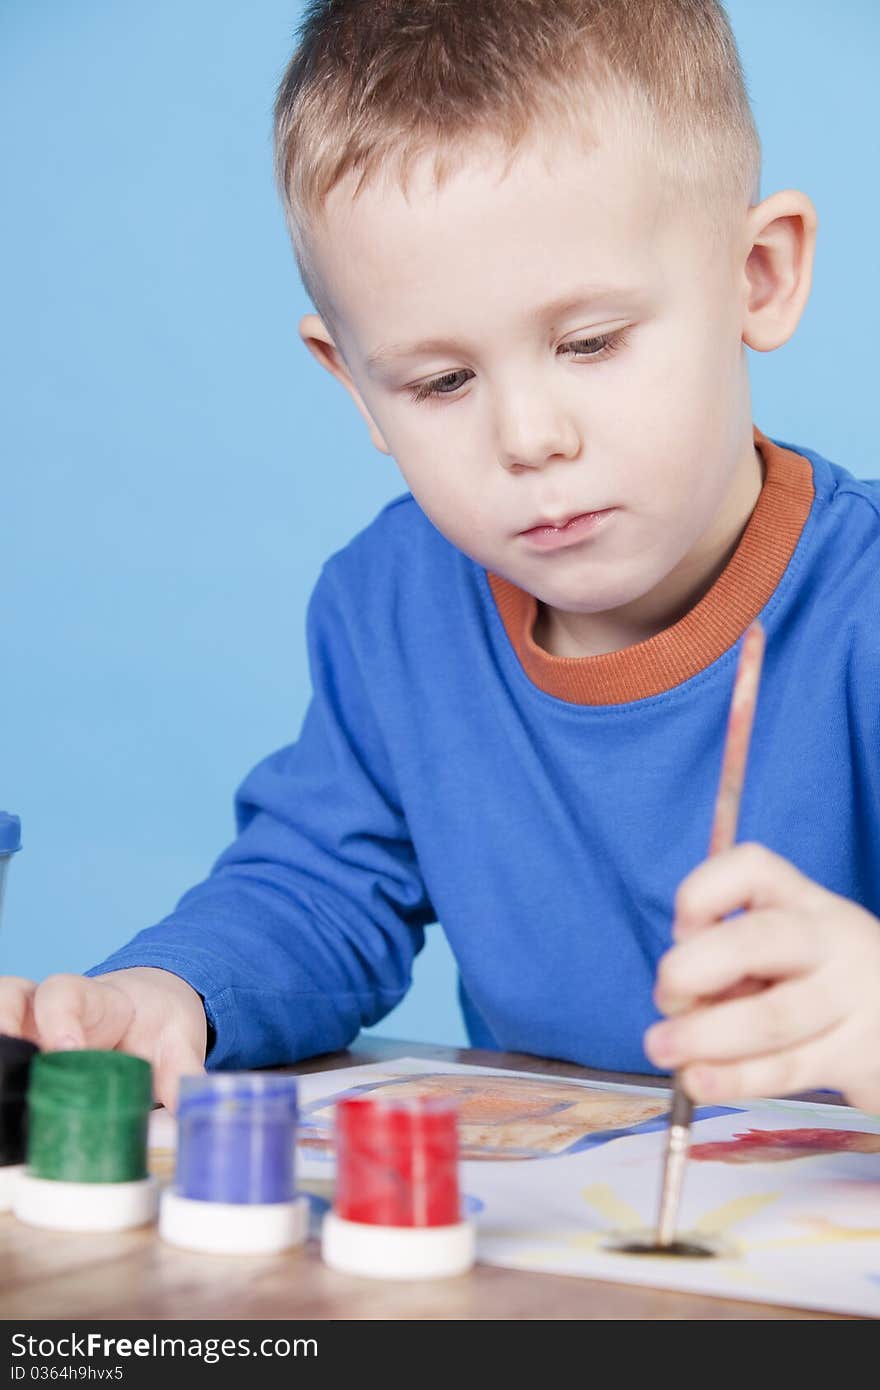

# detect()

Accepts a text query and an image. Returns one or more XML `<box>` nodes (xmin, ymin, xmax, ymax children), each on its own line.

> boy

<box><xmin>2</xmin><ymin>0</ymin><xmax>879</xmax><ymax>1114</ymax></box>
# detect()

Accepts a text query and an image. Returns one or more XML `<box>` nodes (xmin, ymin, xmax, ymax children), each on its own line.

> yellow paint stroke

<box><xmin>581</xmin><ymin>1184</ymin><xmax>642</xmax><ymax>1230</ymax></box>
<box><xmin>476</xmin><ymin>1184</ymin><xmax>876</xmax><ymax>1293</ymax></box>
<box><xmin>479</xmin><ymin>1189</ymin><xmax>790</xmax><ymax>1292</ymax></box>
<box><xmin>693</xmin><ymin>1193</ymin><xmax>780</xmax><ymax>1235</ymax></box>
<box><xmin>483</xmin><ymin>1228</ymin><xmax>784</xmax><ymax>1290</ymax></box>
<box><xmin>484</xmin><ymin>1183</ymin><xmax>880</xmax><ymax>1290</ymax></box>
<box><xmin>574</xmin><ymin>1186</ymin><xmax>798</xmax><ymax>1267</ymax></box>
<box><xmin>751</xmin><ymin>1216</ymin><xmax>880</xmax><ymax>1251</ymax></box>
<box><xmin>580</xmin><ymin>1185</ymin><xmax>780</xmax><ymax>1249</ymax></box>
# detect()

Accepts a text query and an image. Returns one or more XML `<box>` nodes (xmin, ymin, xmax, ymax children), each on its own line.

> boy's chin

<box><xmin>513</xmin><ymin>572</ymin><xmax>647</xmax><ymax>616</ymax></box>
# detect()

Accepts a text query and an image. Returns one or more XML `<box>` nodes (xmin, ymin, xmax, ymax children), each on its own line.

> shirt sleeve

<box><xmin>85</xmin><ymin>558</ymin><xmax>437</xmax><ymax>1068</ymax></box>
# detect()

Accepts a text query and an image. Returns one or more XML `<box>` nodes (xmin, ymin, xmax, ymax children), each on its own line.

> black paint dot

<box><xmin>600</xmin><ymin>1227</ymin><xmax>730</xmax><ymax>1260</ymax></box>
<box><xmin>609</xmin><ymin>1237</ymin><xmax>717</xmax><ymax>1259</ymax></box>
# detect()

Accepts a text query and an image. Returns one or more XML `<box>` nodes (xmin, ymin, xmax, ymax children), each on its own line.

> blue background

<box><xmin>2</xmin><ymin>2</ymin><xmax>877</xmax><ymax>1048</ymax></box>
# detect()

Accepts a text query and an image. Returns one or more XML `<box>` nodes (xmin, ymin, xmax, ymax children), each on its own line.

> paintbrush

<box><xmin>654</xmin><ymin>619</ymin><xmax>766</xmax><ymax>1249</ymax></box>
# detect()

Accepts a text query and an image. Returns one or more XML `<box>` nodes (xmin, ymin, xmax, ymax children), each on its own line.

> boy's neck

<box><xmin>532</xmin><ymin>437</ymin><xmax>766</xmax><ymax>660</ymax></box>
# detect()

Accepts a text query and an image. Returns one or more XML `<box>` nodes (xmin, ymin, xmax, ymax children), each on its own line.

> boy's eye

<box><xmin>407</xmin><ymin>331</ymin><xmax>625</xmax><ymax>404</ymax></box>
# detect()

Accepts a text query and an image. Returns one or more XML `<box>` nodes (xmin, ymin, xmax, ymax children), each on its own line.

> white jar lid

<box><xmin>159</xmin><ymin>1189</ymin><xmax>309</xmax><ymax>1254</ymax></box>
<box><xmin>321</xmin><ymin>1211</ymin><xmax>475</xmax><ymax>1280</ymax></box>
<box><xmin>13</xmin><ymin>1172</ymin><xmax>159</xmax><ymax>1231</ymax></box>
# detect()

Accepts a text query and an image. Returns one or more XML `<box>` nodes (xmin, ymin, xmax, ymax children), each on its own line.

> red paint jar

<box><xmin>335</xmin><ymin>1095</ymin><xmax>460</xmax><ymax>1227</ymax></box>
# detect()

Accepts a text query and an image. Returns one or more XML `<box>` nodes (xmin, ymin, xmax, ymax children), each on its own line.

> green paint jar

<box><xmin>26</xmin><ymin>1051</ymin><xmax>152</xmax><ymax>1183</ymax></box>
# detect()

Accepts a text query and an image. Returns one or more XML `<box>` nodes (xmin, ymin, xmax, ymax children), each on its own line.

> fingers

<box><xmin>32</xmin><ymin>974</ymin><xmax>134</xmax><ymax>1051</ymax></box>
<box><xmin>676</xmin><ymin>1029</ymin><xmax>851</xmax><ymax>1104</ymax></box>
<box><xmin>0</xmin><ymin>972</ymin><xmax>208</xmax><ymax>1114</ymax></box>
<box><xmin>0</xmin><ymin>978</ymin><xmax>39</xmax><ymax>1042</ymax></box>
<box><xmin>655</xmin><ymin>908</ymin><xmax>825</xmax><ymax>1014</ymax></box>
<box><xmin>844</xmin><ymin>1079</ymin><xmax>880</xmax><ymax>1114</ymax></box>
<box><xmin>646</xmin><ymin>973</ymin><xmax>839</xmax><ymax>1071</ymax></box>
<box><xmin>152</xmin><ymin>1031</ymin><xmax>207</xmax><ymax>1112</ymax></box>
<box><xmin>673</xmin><ymin>842</ymin><xmax>826</xmax><ymax>938</ymax></box>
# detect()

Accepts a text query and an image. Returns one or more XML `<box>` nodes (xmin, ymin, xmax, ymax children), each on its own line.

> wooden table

<box><xmin>0</xmin><ymin>1038</ymin><xmax>853</xmax><ymax>1320</ymax></box>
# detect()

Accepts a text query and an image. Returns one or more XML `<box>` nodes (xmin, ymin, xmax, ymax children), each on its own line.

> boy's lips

<box><xmin>518</xmin><ymin>507</ymin><xmax>616</xmax><ymax>550</ymax></box>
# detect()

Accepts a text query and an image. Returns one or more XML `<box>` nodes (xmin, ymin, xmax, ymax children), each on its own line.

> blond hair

<box><xmin>273</xmin><ymin>0</ymin><xmax>761</xmax><ymax>318</ymax></box>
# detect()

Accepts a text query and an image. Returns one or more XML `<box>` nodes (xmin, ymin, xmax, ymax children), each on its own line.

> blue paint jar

<box><xmin>0</xmin><ymin>814</ymin><xmax>22</xmax><ymax>932</ymax></box>
<box><xmin>160</xmin><ymin>1073</ymin><xmax>308</xmax><ymax>1254</ymax></box>
<box><xmin>175</xmin><ymin>1073</ymin><xmax>299</xmax><ymax>1205</ymax></box>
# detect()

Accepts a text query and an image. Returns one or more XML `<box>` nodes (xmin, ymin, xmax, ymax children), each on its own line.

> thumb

<box><xmin>152</xmin><ymin>1031</ymin><xmax>207</xmax><ymax>1113</ymax></box>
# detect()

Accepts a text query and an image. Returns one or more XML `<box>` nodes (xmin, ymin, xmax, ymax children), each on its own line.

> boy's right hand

<box><xmin>0</xmin><ymin>967</ymin><xmax>208</xmax><ymax>1111</ymax></box>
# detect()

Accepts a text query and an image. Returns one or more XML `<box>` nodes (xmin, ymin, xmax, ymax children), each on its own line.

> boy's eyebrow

<box><xmin>364</xmin><ymin>284</ymin><xmax>642</xmax><ymax>373</ymax></box>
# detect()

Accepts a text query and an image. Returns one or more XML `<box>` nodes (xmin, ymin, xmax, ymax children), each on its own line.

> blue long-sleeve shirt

<box><xmin>87</xmin><ymin>426</ymin><xmax>880</xmax><ymax>1074</ymax></box>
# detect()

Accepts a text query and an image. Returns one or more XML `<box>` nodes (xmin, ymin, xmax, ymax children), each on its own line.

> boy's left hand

<box><xmin>643</xmin><ymin>843</ymin><xmax>880</xmax><ymax>1114</ymax></box>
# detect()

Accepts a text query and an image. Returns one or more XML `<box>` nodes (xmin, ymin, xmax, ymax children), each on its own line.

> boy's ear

<box><xmin>741</xmin><ymin>190</ymin><xmax>819</xmax><ymax>352</ymax></box>
<box><xmin>298</xmin><ymin>313</ymin><xmax>391</xmax><ymax>455</ymax></box>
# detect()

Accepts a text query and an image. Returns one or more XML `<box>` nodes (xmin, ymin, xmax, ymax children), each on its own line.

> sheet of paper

<box><xmin>148</xmin><ymin>1057</ymin><xmax>880</xmax><ymax>1317</ymax></box>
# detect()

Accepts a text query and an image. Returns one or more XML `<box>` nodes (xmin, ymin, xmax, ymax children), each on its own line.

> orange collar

<box><xmin>485</xmin><ymin>426</ymin><xmax>814</xmax><ymax>705</ymax></box>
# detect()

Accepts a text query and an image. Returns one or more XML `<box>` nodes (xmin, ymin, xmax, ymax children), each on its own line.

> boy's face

<box><xmin>303</xmin><ymin>124</ymin><xmax>762</xmax><ymax>628</ymax></box>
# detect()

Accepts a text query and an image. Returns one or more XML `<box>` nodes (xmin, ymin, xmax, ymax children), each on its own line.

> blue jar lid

<box><xmin>0</xmin><ymin>814</ymin><xmax>22</xmax><ymax>854</ymax></box>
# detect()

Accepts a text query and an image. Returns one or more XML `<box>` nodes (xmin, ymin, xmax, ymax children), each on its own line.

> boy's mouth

<box><xmin>519</xmin><ymin>508</ymin><xmax>616</xmax><ymax>550</ymax></box>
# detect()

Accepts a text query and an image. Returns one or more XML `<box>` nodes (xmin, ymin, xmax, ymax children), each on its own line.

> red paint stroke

<box><xmin>690</xmin><ymin>1127</ymin><xmax>880</xmax><ymax>1164</ymax></box>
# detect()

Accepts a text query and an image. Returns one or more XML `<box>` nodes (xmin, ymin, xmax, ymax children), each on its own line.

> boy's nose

<box><xmin>494</xmin><ymin>396</ymin><xmax>581</xmax><ymax>471</ymax></box>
